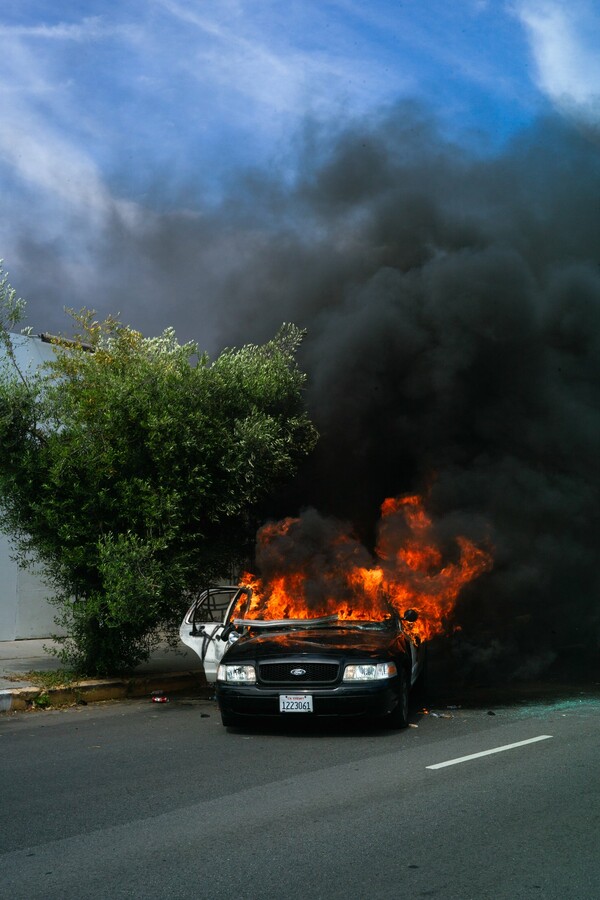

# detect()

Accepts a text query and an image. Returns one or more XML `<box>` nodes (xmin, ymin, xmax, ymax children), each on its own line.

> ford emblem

<box><xmin>290</xmin><ymin>668</ymin><xmax>306</xmax><ymax>676</ymax></box>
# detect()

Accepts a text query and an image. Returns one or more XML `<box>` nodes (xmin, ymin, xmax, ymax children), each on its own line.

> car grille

<box><xmin>258</xmin><ymin>662</ymin><xmax>340</xmax><ymax>684</ymax></box>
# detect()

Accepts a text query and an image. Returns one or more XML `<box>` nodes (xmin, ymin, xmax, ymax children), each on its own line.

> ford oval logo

<box><xmin>290</xmin><ymin>668</ymin><xmax>306</xmax><ymax>676</ymax></box>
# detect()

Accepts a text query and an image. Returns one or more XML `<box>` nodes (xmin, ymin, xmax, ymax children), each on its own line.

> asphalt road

<box><xmin>1</xmin><ymin>690</ymin><xmax>599</xmax><ymax>900</ymax></box>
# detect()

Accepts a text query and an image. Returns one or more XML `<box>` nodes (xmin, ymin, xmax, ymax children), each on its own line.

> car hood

<box><xmin>222</xmin><ymin>627</ymin><xmax>398</xmax><ymax>661</ymax></box>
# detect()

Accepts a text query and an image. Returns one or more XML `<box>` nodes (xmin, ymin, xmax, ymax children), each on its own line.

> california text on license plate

<box><xmin>279</xmin><ymin>694</ymin><xmax>313</xmax><ymax>713</ymax></box>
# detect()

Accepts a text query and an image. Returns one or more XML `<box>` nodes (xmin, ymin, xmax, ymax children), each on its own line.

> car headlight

<box><xmin>343</xmin><ymin>662</ymin><xmax>398</xmax><ymax>681</ymax></box>
<box><xmin>217</xmin><ymin>664</ymin><xmax>256</xmax><ymax>683</ymax></box>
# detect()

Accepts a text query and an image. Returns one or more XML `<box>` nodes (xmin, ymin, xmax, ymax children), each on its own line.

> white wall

<box><xmin>0</xmin><ymin>335</ymin><xmax>66</xmax><ymax>640</ymax></box>
<box><xmin>0</xmin><ymin>532</ymin><xmax>66</xmax><ymax>640</ymax></box>
<box><xmin>0</xmin><ymin>531</ymin><xmax>18</xmax><ymax>640</ymax></box>
<box><xmin>16</xmin><ymin>564</ymin><xmax>65</xmax><ymax>639</ymax></box>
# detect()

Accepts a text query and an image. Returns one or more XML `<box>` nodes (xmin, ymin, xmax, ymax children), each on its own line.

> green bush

<box><xmin>0</xmin><ymin>265</ymin><xmax>317</xmax><ymax>675</ymax></box>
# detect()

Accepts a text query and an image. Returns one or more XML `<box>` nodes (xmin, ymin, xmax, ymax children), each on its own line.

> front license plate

<box><xmin>279</xmin><ymin>694</ymin><xmax>313</xmax><ymax>713</ymax></box>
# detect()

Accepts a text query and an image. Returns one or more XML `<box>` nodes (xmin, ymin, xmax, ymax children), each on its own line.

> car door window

<box><xmin>192</xmin><ymin>589</ymin><xmax>237</xmax><ymax>623</ymax></box>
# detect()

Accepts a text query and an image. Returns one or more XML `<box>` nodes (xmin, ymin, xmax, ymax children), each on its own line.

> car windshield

<box><xmin>232</xmin><ymin>614</ymin><xmax>396</xmax><ymax>632</ymax></box>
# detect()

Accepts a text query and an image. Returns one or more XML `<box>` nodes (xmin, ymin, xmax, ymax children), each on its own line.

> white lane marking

<box><xmin>426</xmin><ymin>735</ymin><xmax>553</xmax><ymax>770</ymax></box>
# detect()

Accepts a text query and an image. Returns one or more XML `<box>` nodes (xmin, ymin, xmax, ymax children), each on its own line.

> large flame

<box><xmin>234</xmin><ymin>495</ymin><xmax>492</xmax><ymax>641</ymax></box>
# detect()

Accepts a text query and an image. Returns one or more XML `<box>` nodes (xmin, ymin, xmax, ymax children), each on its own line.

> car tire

<box><xmin>386</xmin><ymin>669</ymin><xmax>409</xmax><ymax>729</ymax></box>
<box><xmin>411</xmin><ymin>650</ymin><xmax>428</xmax><ymax>707</ymax></box>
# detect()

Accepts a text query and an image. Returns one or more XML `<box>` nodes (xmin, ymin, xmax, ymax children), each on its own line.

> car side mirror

<box><xmin>190</xmin><ymin>623</ymin><xmax>206</xmax><ymax>636</ymax></box>
<box><xmin>220</xmin><ymin>624</ymin><xmax>242</xmax><ymax>643</ymax></box>
<box><xmin>402</xmin><ymin>609</ymin><xmax>419</xmax><ymax>622</ymax></box>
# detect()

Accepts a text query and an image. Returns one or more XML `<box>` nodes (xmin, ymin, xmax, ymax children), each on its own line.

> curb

<box><xmin>0</xmin><ymin>669</ymin><xmax>212</xmax><ymax>713</ymax></box>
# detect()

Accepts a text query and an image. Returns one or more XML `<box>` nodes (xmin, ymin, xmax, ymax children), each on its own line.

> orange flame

<box><xmin>234</xmin><ymin>495</ymin><xmax>492</xmax><ymax>641</ymax></box>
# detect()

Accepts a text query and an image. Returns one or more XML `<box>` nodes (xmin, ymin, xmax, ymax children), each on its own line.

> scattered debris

<box><xmin>151</xmin><ymin>691</ymin><xmax>169</xmax><ymax>703</ymax></box>
<box><xmin>487</xmin><ymin>710</ymin><xmax>496</xmax><ymax>716</ymax></box>
<box><xmin>30</xmin><ymin>693</ymin><xmax>51</xmax><ymax>710</ymax></box>
<box><xmin>446</xmin><ymin>705</ymin><xmax>461</xmax><ymax>709</ymax></box>
<box><xmin>430</xmin><ymin>712</ymin><xmax>453</xmax><ymax>719</ymax></box>
<box><xmin>409</xmin><ymin>723</ymin><xmax>418</xmax><ymax>728</ymax></box>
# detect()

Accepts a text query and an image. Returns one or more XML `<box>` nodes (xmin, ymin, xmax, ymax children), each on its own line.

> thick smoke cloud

<box><xmin>209</xmin><ymin>108</ymin><xmax>598</xmax><ymax>682</ymax></box>
<box><xmin>14</xmin><ymin>104</ymin><xmax>600</xmax><ymax>680</ymax></box>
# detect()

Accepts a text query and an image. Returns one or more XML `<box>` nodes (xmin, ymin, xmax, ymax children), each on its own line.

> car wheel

<box><xmin>411</xmin><ymin>651</ymin><xmax>428</xmax><ymax>707</ymax></box>
<box><xmin>386</xmin><ymin>669</ymin><xmax>409</xmax><ymax>729</ymax></box>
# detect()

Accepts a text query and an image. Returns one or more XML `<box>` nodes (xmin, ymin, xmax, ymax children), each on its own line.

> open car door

<box><xmin>179</xmin><ymin>586</ymin><xmax>250</xmax><ymax>682</ymax></box>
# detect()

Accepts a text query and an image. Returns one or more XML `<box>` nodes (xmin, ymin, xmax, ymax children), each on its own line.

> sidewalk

<box><xmin>0</xmin><ymin>638</ymin><xmax>210</xmax><ymax>712</ymax></box>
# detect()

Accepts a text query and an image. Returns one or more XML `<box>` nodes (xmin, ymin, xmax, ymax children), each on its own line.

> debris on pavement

<box><xmin>151</xmin><ymin>691</ymin><xmax>169</xmax><ymax>703</ymax></box>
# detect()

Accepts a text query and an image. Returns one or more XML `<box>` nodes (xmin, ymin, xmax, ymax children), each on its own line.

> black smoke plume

<box><xmin>14</xmin><ymin>104</ymin><xmax>600</xmax><ymax>681</ymax></box>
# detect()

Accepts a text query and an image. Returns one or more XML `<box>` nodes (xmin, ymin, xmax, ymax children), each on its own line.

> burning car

<box><xmin>180</xmin><ymin>586</ymin><xmax>425</xmax><ymax>728</ymax></box>
<box><xmin>180</xmin><ymin>494</ymin><xmax>491</xmax><ymax>728</ymax></box>
<box><xmin>217</xmin><ymin>609</ymin><xmax>425</xmax><ymax>728</ymax></box>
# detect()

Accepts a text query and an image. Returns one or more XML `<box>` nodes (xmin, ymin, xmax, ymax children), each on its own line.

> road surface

<box><xmin>1</xmin><ymin>690</ymin><xmax>598</xmax><ymax>899</ymax></box>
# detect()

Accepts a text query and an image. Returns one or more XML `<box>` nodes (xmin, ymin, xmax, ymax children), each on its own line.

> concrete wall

<box><xmin>0</xmin><ymin>532</ymin><xmax>66</xmax><ymax>639</ymax></box>
<box><xmin>0</xmin><ymin>334</ymin><xmax>66</xmax><ymax>640</ymax></box>
<box><xmin>0</xmin><ymin>531</ymin><xmax>18</xmax><ymax>640</ymax></box>
<box><xmin>4</xmin><ymin>332</ymin><xmax>58</xmax><ymax>374</ymax></box>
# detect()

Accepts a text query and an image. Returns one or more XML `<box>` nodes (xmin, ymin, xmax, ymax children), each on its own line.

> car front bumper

<box><xmin>216</xmin><ymin>678</ymin><xmax>402</xmax><ymax>720</ymax></box>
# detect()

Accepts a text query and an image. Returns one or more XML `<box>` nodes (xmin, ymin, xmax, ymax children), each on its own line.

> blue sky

<box><xmin>1</xmin><ymin>3</ymin><xmax>599</xmax><ymax>650</ymax></box>
<box><xmin>0</xmin><ymin>0</ymin><xmax>599</xmax><ymax>338</ymax></box>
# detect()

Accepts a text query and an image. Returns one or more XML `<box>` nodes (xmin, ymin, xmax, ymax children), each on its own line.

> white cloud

<box><xmin>515</xmin><ymin>1</ymin><xmax>600</xmax><ymax>123</ymax></box>
<box><xmin>156</xmin><ymin>0</ymin><xmax>412</xmax><ymax>119</ymax></box>
<box><xmin>0</xmin><ymin>16</ymin><xmax>139</xmax><ymax>43</ymax></box>
<box><xmin>0</xmin><ymin>21</ymin><xmax>140</xmax><ymax>228</ymax></box>
<box><xmin>0</xmin><ymin>106</ymin><xmax>140</xmax><ymax>229</ymax></box>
